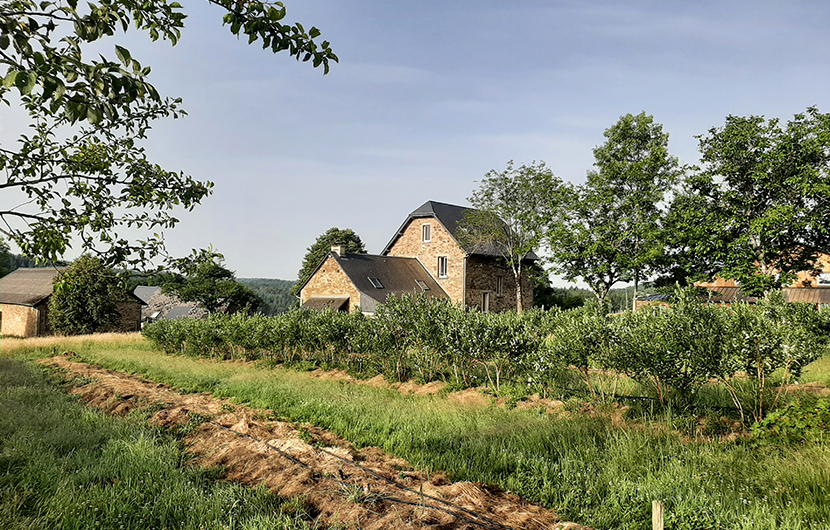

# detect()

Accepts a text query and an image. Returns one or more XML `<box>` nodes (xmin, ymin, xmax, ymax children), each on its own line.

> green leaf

<box><xmin>3</xmin><ymin>70</ymin><xmax>20</xmax><ymax>88</ymax></box>
<box><xmin>0</xmin><ymin>34</ymin><xmax>10</xmax><ymax>50</ymax></box>
<box><xmin>114</xmin><ymin>45</ymin><xmax>131</xmax><ymax>66</ymax></box>
<box><xmin>16</xmin><ymin>72</ymin><xmax>36</xmax><ymax>95</ymax></box>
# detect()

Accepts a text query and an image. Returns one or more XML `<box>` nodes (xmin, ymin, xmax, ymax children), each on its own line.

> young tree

<box><xmin>547</xmin><ymin>113</ymin><xmax>679</xmax><ymax>307</ymax></box>
<box><xmin>49</xmin><ymin>255</ymin><xmax>126</xmax><ymax>335</ymax></box>
<box><xmin>0</xmin><ymin>237</ymin><xmax>10</xmax><ymax>277</ymax></box>
<box><xmin>291</xmin><ymin>228</ymin><xmax>366</xmax><ymax>296</ymax></box>
<box><xmin>459</xmin><ymin>161</ymin><xmax>567</xmax><ymax>313</ymax></box>
<box><xmin>663</xmin><ymin>107</ymin><xmax>830</xmax><ymax>295</ymax></box>
<box><xmin>0</xmin><ymin>0</ymin><xmax>337</xmax><ymax>269</ymax></box>
<box><xmin>163</xmin><ymin>256</ymin><xmax>262</xmax><ymax>314</ymax></box>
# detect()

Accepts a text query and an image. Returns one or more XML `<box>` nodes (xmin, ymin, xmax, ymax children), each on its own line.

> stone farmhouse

<box><xmin>0</xmin><ymin>267</ymin><xmax>143</xmax><ymax>337</ymax></box>
<box><xmin>298</xmin><ymin>201</ymin><xmax>535</xmax><ymax>314</ymax></box>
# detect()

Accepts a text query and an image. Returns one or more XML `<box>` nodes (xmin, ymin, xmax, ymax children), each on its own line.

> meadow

<box><xmin>3</xmin><ymin>332</ymin><xmax>830</xmax><ymax>530</ymax></box>
<box><xmin>0</xmin><ymin>352</ymin><xmax>316</xmax><ymax>530</ymax></box>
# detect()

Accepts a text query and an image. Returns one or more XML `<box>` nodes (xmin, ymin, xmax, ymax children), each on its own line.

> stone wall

<box><xmin>386</xmin><ymin>218</ymin><xmax>466</xmax><ymax>304</ymax></box>
<box><xmin>301</xmin><ymin>255</ymin><xmax>362</xmax><ymax>312</ymax></box>
<box><xmin>0</xmin><ymin>304</ymin><xmax>40</xmax><ymax>337</ymax></box>
<box><xmin>102</xmin><ymin>301</ymin><xmax>142</xmax><ymax>332</ymax></box>
<box><xmin>465</xmin><ymin>256</ymin><xmax>534</xmax><ymax>312</ymax></box>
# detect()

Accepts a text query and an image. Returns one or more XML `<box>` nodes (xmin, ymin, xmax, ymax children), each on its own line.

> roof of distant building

<box><xmin>0</xmin><ymin>267</ymin><xmax>63</xmax><ymax>306</ymax></box>
<box><xmin>133</xmin><ymin>286</ymin><xmax>161</xmax><ymax>304</ymax></box>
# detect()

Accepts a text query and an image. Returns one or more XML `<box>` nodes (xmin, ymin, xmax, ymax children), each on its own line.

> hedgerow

<box><xmin>142</xmin><ymin>289</ymin><xmax>829</xmax><ymax>418</ymax></box>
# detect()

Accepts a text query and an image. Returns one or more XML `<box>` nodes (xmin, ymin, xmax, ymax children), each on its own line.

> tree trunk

<box><xmin>632</xmin><ymin>271</ymin><xmax>640</xmax><ymax>312</ymax></box>
<box><xmin>515</xmin><ymin>272</ymin><xmax>524</xmax><ymax>314</ymax></box>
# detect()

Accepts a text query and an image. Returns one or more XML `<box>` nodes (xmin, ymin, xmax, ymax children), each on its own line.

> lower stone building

<box><xmin>299</xmin><ymin>247</ymin><xmax>449</xmax><ymax>314</ymax></box>
<box><xmin>0</xmin><ymin>268</ymin><xmax>144</xmax><ymax>337</ymax></box>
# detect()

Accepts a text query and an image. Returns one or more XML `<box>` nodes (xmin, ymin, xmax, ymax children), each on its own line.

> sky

<box><xmin>4</xmin><ymin>0</ymin><xmax>830</xmax><ymax>280</ymax></box>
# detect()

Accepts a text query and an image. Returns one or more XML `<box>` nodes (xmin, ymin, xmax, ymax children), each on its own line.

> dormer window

<box><xmin>415</xmin><ymin>279</ymin><xmax>429</xmax><ymax>292</ymax></box>
<box><xmin>368</xmin><ymin>277</ymin><xmax>384</xmax><ymax>289</ymax></box>
<box><xmin>422</xmin><ymin>223</ymin><xmax>432</xmax><ymax>243</ymax></box>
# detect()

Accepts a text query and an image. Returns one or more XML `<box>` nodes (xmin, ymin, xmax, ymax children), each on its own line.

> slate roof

<box><xmin>133</xmin><ymin>286</ymin><xmax>161</xmax><ymax>304</ymax></box>
<box><xmin>381</xmin><ymin>200</ymin><xmax>538</xmax><ymax>259</ymax></box>
<box><xmin>337</xmin><ymin>253</ymin><xmax>447</xmax><ymax>300</ymax></box>
<box><xmin>0</xmin><ymin>268</ymin><xmax>62</xmax><ymax>306</ymax></box>
<box><xmin>165</xmin><ymin>306</ymin><xmax>201</xmax><ymax>320</ymax></box>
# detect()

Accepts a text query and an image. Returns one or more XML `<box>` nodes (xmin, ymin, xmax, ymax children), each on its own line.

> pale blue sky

<box><xmin>5</xmin><ymin>1</ymin><xmax>830</xmax><ymax>280</ymax></box>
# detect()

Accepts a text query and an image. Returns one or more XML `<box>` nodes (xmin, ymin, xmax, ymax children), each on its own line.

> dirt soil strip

<box><xmin>42</xmin><ymin>355</ymin><xmax>590</xmax><ymax>530</ymax></box>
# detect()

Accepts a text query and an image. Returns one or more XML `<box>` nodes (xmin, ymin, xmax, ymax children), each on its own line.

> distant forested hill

<box><xmin>238</xmin><ymin>278</ymin><xmax>297</xmax><ymax>315</ymax></box>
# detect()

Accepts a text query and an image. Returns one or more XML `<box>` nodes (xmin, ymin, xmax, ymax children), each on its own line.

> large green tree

<box><xmin>291</xmin><ymin>228</ymin><xmax>366</xmax><ymax>296</ymax></box>
<box><xmin>163</xmin><ymin>256</ymin><xmax>262</xmax><ymax>314</ymax></box>
<box><xmin>49</xmin><ymin>255</ymin><xmax>126</xmax><ymax>334</ymax></box>
<box><xmin>546</xmin><ymin>113</ymin><xmax>678</xmax><ymax>306</ymax></box>
<box><xmin>0</xmin><ymin>0</ymin><xmax>336</xmax><ymax>269</ymax></box>
<box><xmin>663</xmin><ymin>107</ymin><xmax>830</xmax><ymax>295</ymax></box>
<box><xmin>459</xmin><ymin>160</ymin><xmax>567</xmax><ymax>313</ymax></box>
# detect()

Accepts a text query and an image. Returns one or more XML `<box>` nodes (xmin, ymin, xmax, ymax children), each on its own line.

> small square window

<box><xmin>415</xmin><ymin>279</ymin><xmax>429</xmax><ymax>292</ymax></box>
<box><xmin>422</xmin><ymin>223</ymin><xmax>432</xmax><ymax>243</ymax></box>
<box><xmin>437</xmin><ymin>256</ymin><xmax>448</xmax><ymax>279</ymax></box>
<box><xmin>368</xmin><ymin>277</ymin><xmax>384</xmax><ymax>289</ymax></box>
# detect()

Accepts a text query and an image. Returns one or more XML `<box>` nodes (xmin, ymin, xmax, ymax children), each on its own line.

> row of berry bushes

<box><xmin>142</xmin><ymin>289</ymin><xmax>829</xmax><ymax>419</ymax></box>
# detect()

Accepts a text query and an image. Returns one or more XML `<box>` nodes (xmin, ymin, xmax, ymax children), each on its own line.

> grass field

<box><xmin>0</xmin><ymin>354</ymin><xmax>316</xmax><ymax>530</ymax></box>
<box><xmin>3</xmin><ymin>334</ymin><xmax>830</xmax><ymax>530</ymax></box>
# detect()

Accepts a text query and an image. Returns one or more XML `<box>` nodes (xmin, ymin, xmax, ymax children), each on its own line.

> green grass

<box><xmin>801</xmin><ymin>353</ymin><xmax>830</xmax><ymax>386</ymax></box>
<box><xmin>4</xmin><ymin>336</ymin><xmax>830</xmax><ymax>529</ymax></box>
<box><xmin>0</xmin><ymin>357</ymin><xmax>314</xmax><ymax>530</ymax></box>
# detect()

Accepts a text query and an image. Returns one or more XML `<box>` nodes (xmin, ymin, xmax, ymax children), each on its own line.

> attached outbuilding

<box><xmin>298</xmin><ymin>248</ymin><xmax>449</xmax><ymax>315</ymax></box>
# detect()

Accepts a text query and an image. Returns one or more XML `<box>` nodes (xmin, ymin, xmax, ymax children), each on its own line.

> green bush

<box><xmin>753</xmin><ymin>397</ymin><xmax>830</xmax><ymax>444</ymax></box>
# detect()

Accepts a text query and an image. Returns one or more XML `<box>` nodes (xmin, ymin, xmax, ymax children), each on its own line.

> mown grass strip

<box><xmin>0</xmin><ymin>357</ymin><xmax>313</xmax><ymax>530</ymax></box>
<box><xmin>4</xmin><ymin>336</ymin><xmax>830</xmax><ymax>530</ymax></box>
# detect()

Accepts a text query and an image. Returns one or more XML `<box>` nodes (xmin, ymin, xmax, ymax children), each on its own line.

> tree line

<box><xmin>461</xmin><ymin>109</ymin><xmax>830</xmax><ymax>311</ymax></box>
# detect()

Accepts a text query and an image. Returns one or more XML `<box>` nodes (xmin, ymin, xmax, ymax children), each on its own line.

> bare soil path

<box><xmin>42</xmin><ymin>355</ymin><xmax>588</xmax><ymax>530</ymax></box>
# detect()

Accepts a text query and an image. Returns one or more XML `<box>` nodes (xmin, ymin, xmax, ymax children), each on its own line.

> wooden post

<box><xmin>652</xmin><ymin>500</ymin><xmax>664</xmax><ymax>530</ymax></box>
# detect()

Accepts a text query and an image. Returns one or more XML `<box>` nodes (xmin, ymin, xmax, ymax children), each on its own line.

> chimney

<box><xmin>331</xmin><ymin>245</ymin><xmax>346</xmax><ymax>257</ymax></box>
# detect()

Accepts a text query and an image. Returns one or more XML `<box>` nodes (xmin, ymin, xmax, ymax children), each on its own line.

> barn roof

<box><xmin>782</xmin><ymin>288</ymin><xmax>830</xmax><ymax>305</ymax></box>
<box><xmin>703</xmin><ymin>286</ymin><xmax>758</xmax><ymax>304</ymax></box>
<box><xmin>0</xmin><ymin>268</ymin><xmax>62</xmax><ymax>307</ymax></box>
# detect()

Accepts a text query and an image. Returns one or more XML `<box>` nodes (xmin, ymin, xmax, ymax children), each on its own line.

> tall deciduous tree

<box><xmin>662</xmin><ymin>107</ymin><xmax>830</xmax><ymax>295</ymax></box>
<box><xmin>459</xmin><ymin>161</ymin><xmax>566</xmax><ymax>313</ymax></box>
<box><xmin>547</xmin><ymin>113</ymin><xmax>678</xmax><ymax>306</ymax></box>
<box><xmin>0</xmin><ymin>0</ymin><xmax>336</xmax><ymax>269</ymax></box>
<box><xmin>291</xmin><ymin>228</ymin><xmax>366</xmax><ymax>296</ymax></box>
<box><xmin>49</xmin><ymin>255</ymin><xmax>126</xmax><ymax>335</ymax></box>
<box><xmin>163</xmin><ymin>256</ymin><xmax>262</xmax><ymax>314</ymax></box>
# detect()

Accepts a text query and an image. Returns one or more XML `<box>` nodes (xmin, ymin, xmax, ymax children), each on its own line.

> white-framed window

<box><xmin>422</xmin><ymin>223</ymin><xmax>432</xmax><ymax>243</ymax></box>
<box><xmin>368</xmin><ymin>277</ymin><xmax>384</xmax><ymax>289</ymax></box>
<box><xmin>496</xmin><ymin>276</ymin><xmax>503</xmax><ymax>297</ymax></box>
<box><xmin>437</xmin><ymin>256</ymin><xmax>448</xmax><ymax>279</ymax></box>
<box><xmin>415</xmin><ymin>279</ymin><xmax>430</xmax><ymax>292</ymax></box>
<box><xmin>482</xmin><ymin>292</ymin><xmax>490</xmax><ymax>313</ymax></box>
